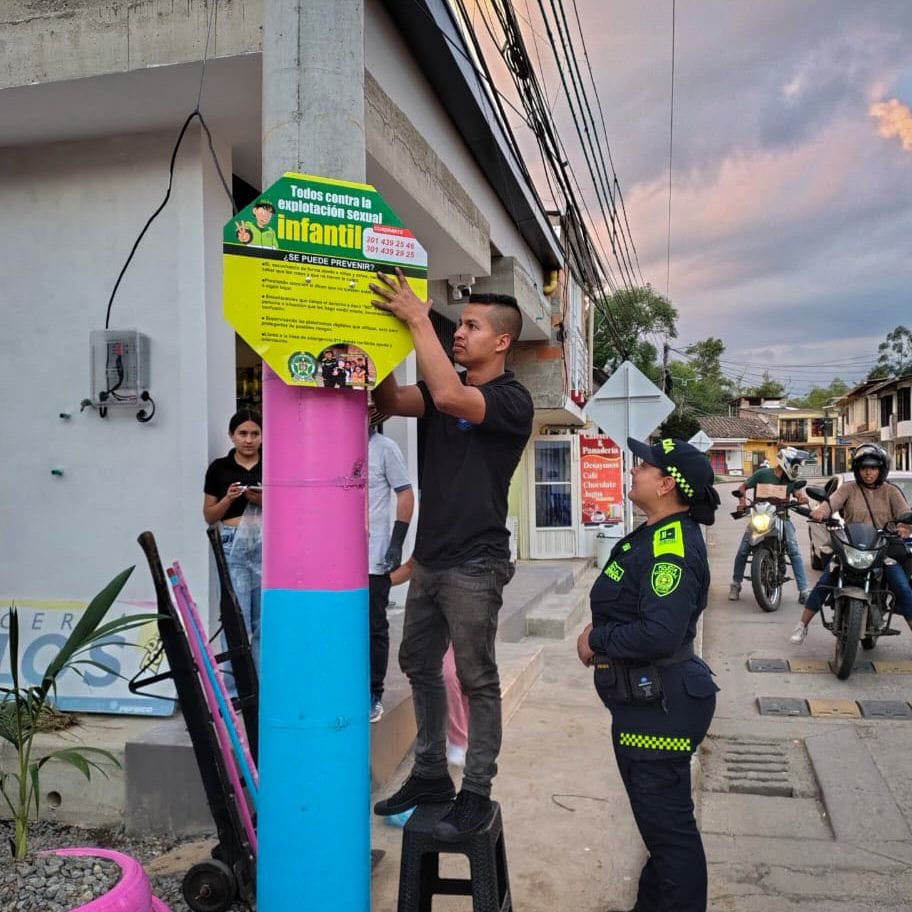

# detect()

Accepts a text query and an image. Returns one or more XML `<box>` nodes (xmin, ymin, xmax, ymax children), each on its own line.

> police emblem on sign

<box><xmin>651</xmin><ymin>562</ymin><xmax>682</xmax><ymax>597</ymax></box>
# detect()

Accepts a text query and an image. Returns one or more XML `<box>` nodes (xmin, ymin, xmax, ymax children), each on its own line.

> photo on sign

<box><xmin>317</xmin><ymin>343</ymin><xmax>376</xmax><ymax>390</ymax></box>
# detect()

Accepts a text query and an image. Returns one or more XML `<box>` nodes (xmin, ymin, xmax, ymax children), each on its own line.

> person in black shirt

<box><xmin>577</xmin><ymin>438</ymin><xmax>720</xmax><ymax>912</ymax></box>
<box><xmin>203</xmin><ymin>409</ymin><xmax>263</xmax><ymax>667</ymax></box>
<box><xmin>370</xmin><ymin>269</ymin><xmax>533</xmax><ymax>840</ymax></box>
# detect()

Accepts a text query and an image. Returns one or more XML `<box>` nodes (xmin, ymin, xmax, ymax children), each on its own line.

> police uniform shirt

<box><xmin>589</xmin><ymin>511</ymin><xmax>708</xmax><ymax>662</ymax></box>
<box><xmin>588</xmin><ymin>511</ymin><xmax>718</xmax><ymax>758</ymax></box>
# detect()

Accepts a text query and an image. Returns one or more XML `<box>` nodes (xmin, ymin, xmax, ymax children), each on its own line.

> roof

<box><xmin>699</xmin><ymin>415</ymin><xmax>778</xmax><ymax>440</ymax></box>
<box><xmin>383</xmin><ymin>0</ymin><xmax>563</xmax><ymax>270</ymax></box>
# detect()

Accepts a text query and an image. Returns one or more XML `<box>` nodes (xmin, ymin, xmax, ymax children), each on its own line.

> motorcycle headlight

<box><xmin>843</xmin><ymin>546</ymin><xmax>876</xmax><ymax>570</ymax></box>
<box><xmin>750</xmin><ymin>513</ymin><xmax>772</xmax><ymax>534</ymax></box>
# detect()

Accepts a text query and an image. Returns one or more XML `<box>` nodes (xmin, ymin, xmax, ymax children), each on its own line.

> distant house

<box><xmin>839</xmin><ymin>375</ymin><xmax>912</xmax><ymax>471</ymax></box>
<box><xmin>698</xmin><ymin>416</ymin><xmax>778</xmax><ymax>477</ymax></box>
<box><xmin>730</xmin><ymin>397</ymin><xmax>851</xmax><ymax>476</ymax></box>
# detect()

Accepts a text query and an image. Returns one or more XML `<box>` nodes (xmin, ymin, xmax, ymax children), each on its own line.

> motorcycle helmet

<box><xmin>851</xmin><ymin>443</ymin><xmax>889</xmax><ymax>487</ymax></box>
<box><xmin>777</xmin><ymin>446</ymin><xmax>808</xmax><ymax>481</ymax></box>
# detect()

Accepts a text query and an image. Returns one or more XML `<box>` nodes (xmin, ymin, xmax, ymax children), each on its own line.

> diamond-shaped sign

<box><xmin>583</xmin><ymin>361</ymin><xmax>674</xmax><ymax>444</ymax></box>
<box><xmin>688</xmin><ymin>430</ymin><xmax>713</xmax><ymax>453</ymax></box>
<box><xmin>223</xmin><ymin>172</ymin><xmax>427</xmax><ymax>386</ymax></box>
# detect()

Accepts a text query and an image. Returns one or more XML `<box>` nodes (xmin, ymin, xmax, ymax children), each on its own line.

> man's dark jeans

<box><xmin>399</xmin><ymin>557</ymin><xmax>514</xmax><ymax>798</ymax></box>
<box><xmin>369</xmin><ymin>573</ymin><xmax>392</xmax><ymax>701</ymax></box>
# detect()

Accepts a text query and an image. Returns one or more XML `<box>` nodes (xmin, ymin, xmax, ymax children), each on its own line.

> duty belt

<box><xmin>654</xmin><ymin>642</ymin><xmax>695</xmax><ymax>666</ymax></box>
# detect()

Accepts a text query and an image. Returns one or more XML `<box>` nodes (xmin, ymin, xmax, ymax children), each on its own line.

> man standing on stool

<box><xmin>370</xmin><ymin>268</ymin><xmax>532</xmax><ymax>841</ymax></box>
<box><xmin>367</xmin><ymin>404</ymin><xmax>414</xmax><ymax>723</ymax></box>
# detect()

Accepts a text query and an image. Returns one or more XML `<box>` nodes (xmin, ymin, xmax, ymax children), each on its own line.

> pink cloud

<box><xmin>869</xmin><ymin>97</ymin><xmax>912</xmax><ymax>151</ymax></box>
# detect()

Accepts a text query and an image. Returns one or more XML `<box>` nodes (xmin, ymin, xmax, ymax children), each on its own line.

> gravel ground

<box><xmin>0</xmin><ymin>821</ymin><xmax>251</xmax><ymax>911</ymax></box>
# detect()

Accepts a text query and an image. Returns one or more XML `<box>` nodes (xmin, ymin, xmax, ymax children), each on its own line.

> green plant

<box><xmin>0</xmin><ymin>566</ymin><xmax>158</xmax><ymax>858</ymax></box>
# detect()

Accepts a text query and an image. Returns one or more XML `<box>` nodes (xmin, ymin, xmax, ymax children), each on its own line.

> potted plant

<box><xmin>1</xmin><ymin>566</ymin><xmax>173</xmax><ymax>910</ymax></box>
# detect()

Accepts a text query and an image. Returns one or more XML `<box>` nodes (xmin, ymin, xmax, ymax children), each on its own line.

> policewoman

<box><xmin>577</xmin><ymin>437</ymin><xmax>720</xmax><ymax>912</ymax></box>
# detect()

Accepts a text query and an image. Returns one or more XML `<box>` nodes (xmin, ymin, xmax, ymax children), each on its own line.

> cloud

<box><xmin>870</xmin><ymin>97</ymin><xmax>912</xmax><ymax>151</ymax></box>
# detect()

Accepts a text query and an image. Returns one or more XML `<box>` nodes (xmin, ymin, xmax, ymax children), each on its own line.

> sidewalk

<box><xmin>9</xmin><ymin>558</ymin><xmax>590</xmax><ymax>834</ymax></box>
<box><xmin>370</xmin><ymin>562</ymin><xmax>648</xmax><ymax>912</ymax></box>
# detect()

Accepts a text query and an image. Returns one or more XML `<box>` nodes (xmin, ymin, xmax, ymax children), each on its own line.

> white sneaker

<box><xmin>789</xmin><ymin>623</ymin><xmax>809</xmax><ymax>645</ymax></box>
<box><xmin>446</xmin><ymin>744</ymin><xmax>466</xmax><ymax>769</ymax></box>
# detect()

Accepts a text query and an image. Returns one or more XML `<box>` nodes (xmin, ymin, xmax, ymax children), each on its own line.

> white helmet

<box><xmin>777</xmin><ymin>446</ymin><xmax>808</xmax><ymax>481</ymax></box>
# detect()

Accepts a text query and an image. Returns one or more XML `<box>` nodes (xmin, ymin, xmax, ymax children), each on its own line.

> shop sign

<box><xmin>580</xmin><ymin>435</ymin><xmax>623</xmax><ymax>525</ymax></box>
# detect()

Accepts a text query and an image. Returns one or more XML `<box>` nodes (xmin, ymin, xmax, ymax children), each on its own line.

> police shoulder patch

<box><xmin>653</xmin><ymin>520</ymin><xmax>685</xmax><ymax>558</ymax></box>
<box><xmin>604</xmin><ymin>560</ymin><xmax>624</xmax><ymax>581</ymax></box>
<box><xmin>651</xmin><ymin>561</ymin><xmax>683</xmax><ymax>597</ymax></box>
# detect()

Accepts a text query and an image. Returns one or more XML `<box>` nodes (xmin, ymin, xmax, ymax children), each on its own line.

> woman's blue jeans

<box><xmin>220</xmin><ymin>524</ymin><xmax>262</xmax><ymax>670</ymax></box>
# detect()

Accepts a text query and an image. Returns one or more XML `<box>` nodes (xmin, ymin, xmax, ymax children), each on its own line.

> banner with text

<box><xmin>223</xmin><ymin>172</ymin><xmax>427</xmax><ymax>387</ymax></box>
<box><xmin>580</xmin><ymin>435</ymin><xmax>623</xmax><ymax>525</ymax></box>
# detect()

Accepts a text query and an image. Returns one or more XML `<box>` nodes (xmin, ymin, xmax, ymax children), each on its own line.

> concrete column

<box><xmin>259</xmin><ymin>3</ymin><xmax>368</xmax><ymax>911</ymax></box>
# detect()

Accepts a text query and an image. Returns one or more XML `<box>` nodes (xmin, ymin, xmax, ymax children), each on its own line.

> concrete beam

<box><xmin>0</xmin><ymin>0</ymin><xmax>261</xmax><ymax>89</ymax></box>
<box><xmin>365</xmin><ymin>72</ymin><xmax>489</xmax><ymax>278</ymax></box>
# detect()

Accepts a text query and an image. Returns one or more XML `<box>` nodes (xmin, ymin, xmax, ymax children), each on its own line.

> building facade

<box><xmin>0</xmin><ymin>0</ymin><xmax>596</xmax><ymax>623</ymax></box>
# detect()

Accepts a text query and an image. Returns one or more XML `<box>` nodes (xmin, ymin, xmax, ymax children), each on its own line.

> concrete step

<box><xmin>498</xmin><ymin>559</ymin><xmax>591</xmax><ymax>642</ymax></box>
<box><xmin>525</xmin><ymin>589</ymin><xmax>588</xmax><ymax>638</ymax></box>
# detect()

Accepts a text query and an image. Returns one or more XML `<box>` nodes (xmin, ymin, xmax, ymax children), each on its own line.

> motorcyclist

<box><xmin>790</xmin><ymin>443</ymin><xmax>912</xmax><ymax>644</ymax></box>
<box><xmin>728</xmin><ymin>446</ymin><xmax>811</xmax><ymax>603</ymax></box>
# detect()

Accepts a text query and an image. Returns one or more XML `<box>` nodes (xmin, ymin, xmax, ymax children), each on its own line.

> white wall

<box><xmin>0</xmin><ymin>128</ymin><xmax>234</xmax><ymax>612</ymax></box>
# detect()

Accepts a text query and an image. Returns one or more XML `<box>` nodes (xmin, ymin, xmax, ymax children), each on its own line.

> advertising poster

<box><xmin>580</xmin><ymin>435</ymin><xmax>623</xmax><ymax>525</ymax></box>
<box><xmin>223</xmin><ymin>172</ymin><xmax>427</xmax><ymax>387</ymax></box>
<box><xmin>0</xmin><ymin>600</ymin><xmax>175</xmax><ymax>716</ymax></box>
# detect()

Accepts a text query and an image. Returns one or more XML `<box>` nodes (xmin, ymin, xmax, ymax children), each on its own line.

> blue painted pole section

<box><xmin>257</xmin><ymin>586</ymin><xmax>370</xmax><ymax>910</ymax></box>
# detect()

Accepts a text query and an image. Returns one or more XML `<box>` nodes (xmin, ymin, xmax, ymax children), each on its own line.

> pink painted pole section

<box><xmin>262</xmin><ymin>367</ymin><xmax>368</xmax><ymax>591</ymax></box>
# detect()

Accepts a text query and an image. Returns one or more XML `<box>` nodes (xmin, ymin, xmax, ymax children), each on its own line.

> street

<box><xmin>703</xmin><ymin>482</ymin><xmax>912</xmax><ymax>911</ymax></box>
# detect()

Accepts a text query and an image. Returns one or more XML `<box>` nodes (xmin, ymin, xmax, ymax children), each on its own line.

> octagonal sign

<box><xmin>223</xmin><ymin>172</ymin><xmax>427</xmax><ymax>387</ymax></box>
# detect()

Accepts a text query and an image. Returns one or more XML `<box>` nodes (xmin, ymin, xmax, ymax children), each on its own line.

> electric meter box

<box><xmin>89</xmin><ymin>330</ymin><xmax>150</xmax><ymax>406</ymax></box>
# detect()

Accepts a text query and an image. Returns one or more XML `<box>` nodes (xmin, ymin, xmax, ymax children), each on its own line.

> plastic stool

<box><xmin>397</xmin><ymin>801</ymin><xmax>511</xmax><ymax>912</ymax></box>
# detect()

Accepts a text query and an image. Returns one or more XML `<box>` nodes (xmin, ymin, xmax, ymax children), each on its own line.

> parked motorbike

<box><xmin>796</xmin><ymin>484</ymin><xmax>912</xmax><ymax>680</ymax></box>
<box><xmin>731</xmin><ymin>481</ymin><xmax>806</xmax><ymax>612</ymax></box>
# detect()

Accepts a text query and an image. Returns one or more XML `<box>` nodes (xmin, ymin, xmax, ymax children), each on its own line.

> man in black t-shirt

<box><xmin>370</xmin><ymin>270</ymin><xmax>533</xmax><ymax>840</ymax></box>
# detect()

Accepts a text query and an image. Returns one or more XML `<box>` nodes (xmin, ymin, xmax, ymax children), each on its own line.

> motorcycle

<box><xmin>797</xmin><ymin>484</ymin><xmax>912</xmax><ymax>680</ymax></box>
<box><xmin>731</xmin><ymin>481</ymin><xmax>807</xmax><ymax>612</ymax></box>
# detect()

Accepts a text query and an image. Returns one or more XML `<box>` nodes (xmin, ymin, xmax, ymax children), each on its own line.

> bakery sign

<box><xmin>580</xmin><ymin>435</ymin><xmax>623</xmax><ymax>525</ymax></box>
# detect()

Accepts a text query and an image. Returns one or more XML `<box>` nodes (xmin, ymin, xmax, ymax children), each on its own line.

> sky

<box><xmin>489</xmin><ymin>1</ymin><xmax>912</xmax><ymax>396</ymax></box>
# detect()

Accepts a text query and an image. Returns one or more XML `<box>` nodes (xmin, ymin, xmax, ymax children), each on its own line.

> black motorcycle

<box><xmin>731</xmin><ymin>483</ymin><xmax>806</xmax><ymax>612</ymax></box>
<box><xmin>798</xmin><ymin>485</ymin><xmax>912</xmax><ymax>679</ymax></box>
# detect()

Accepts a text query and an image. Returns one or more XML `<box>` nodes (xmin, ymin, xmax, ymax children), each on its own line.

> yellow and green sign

<box><xmin>224</xmin><ymin>172</ymin><xmax>427</xmax><ymax>387</ymax></box>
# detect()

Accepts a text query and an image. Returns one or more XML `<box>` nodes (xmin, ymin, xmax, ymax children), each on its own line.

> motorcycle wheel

<box><xmin>833</xmin><ymin>597</ymin><xmax>864</xmax><ymax>680</ymax></box>
<box><xmin>750</xmin><ymin>544</ymin><xmax>782</xmax><ymax>612</ymax></box>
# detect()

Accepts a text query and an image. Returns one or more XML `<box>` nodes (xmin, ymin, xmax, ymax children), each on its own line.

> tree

<box><xmin>594</xmin><ymin>285</ymin><xmax>677</xmax><ymax>380</ymax></box>
<box><xmin>868</xmin><ymin>325</ymin><xmax>912</xmax><ymax>379</ymax></box>
<box><xmin>658</xmin><ymin>411</ymin><xmax>700</xmax><ymax>440</ymax></box>
<box><xmin>788</xmin><ymin>378</ymin><xmax>849</xmax><ymax>409</ymax></box>
<box><xmin>666</xmin><ymin>337</ymin><xmax>736</xmax><ymax>418</ymax></box>
<box><xmin>746</xmin><ymin>370</ymin><xmax>786</xmax><ymax>399</ymax></box>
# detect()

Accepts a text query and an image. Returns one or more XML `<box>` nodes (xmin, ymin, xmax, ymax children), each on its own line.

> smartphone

<box><xmin>246</xmin><ymin>484</ymin><xmax>263</xmax><ymax>492</ymax></box>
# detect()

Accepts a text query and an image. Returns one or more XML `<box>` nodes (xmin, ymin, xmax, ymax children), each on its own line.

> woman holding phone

<box><xmin>204</xmin><ymin>408</ymin><xmax>263</xmax><ymax>666</ymax></box>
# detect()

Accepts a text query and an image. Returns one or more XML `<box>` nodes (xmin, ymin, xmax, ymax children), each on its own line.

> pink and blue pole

<box><xmin>258</xmin><ymin>381</ymin><xmax>369</xmax><ymax>910</ymax></box>
<box><xmin>258</xmin><ymin>3</ymin><xmax>368</xmax><ymax>908</ymax></box>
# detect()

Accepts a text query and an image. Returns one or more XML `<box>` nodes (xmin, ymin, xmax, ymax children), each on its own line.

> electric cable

<box><xmin>665</xmin><ymin>0</ymin><xmax>676</xmax><ymax>299</ymax></box>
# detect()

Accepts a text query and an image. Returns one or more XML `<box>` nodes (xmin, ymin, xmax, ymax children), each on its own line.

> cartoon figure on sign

<box><xmin>236</xmin><ymin>199</ymin><xmax>278</xmax><ymax>249</ymax></box>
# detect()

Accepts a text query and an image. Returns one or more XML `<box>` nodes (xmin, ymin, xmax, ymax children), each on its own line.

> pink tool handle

<box><xmin>171</xmin><ymin>561</ymin><xmax>259</xmax><ymax>789</ymax></box>
<box><xmin>168</xmin><ymin>570</ymin><xmax>258</xmax><ymax>856</ymax></box>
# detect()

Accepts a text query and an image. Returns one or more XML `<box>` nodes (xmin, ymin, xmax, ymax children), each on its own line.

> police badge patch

<box><xmin>651</xmin><ymin>561</ymin><xmax>682</xmax><ymax>597</ymax></box>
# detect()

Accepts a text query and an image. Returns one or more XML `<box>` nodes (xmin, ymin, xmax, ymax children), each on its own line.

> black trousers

<box><xmin>614</xmin><ymin>752</ymin><xmax>706</xmax><ymax>911</ymax></box>
<box><xmin>369</xmin><ymin>573</ymin><xmax>392</xmax><ymax>701</ymax></box>
<box><xmin>609</xmin><ymin>662</ymin><xmax>716</xmax><ymax>912</ymax></box>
